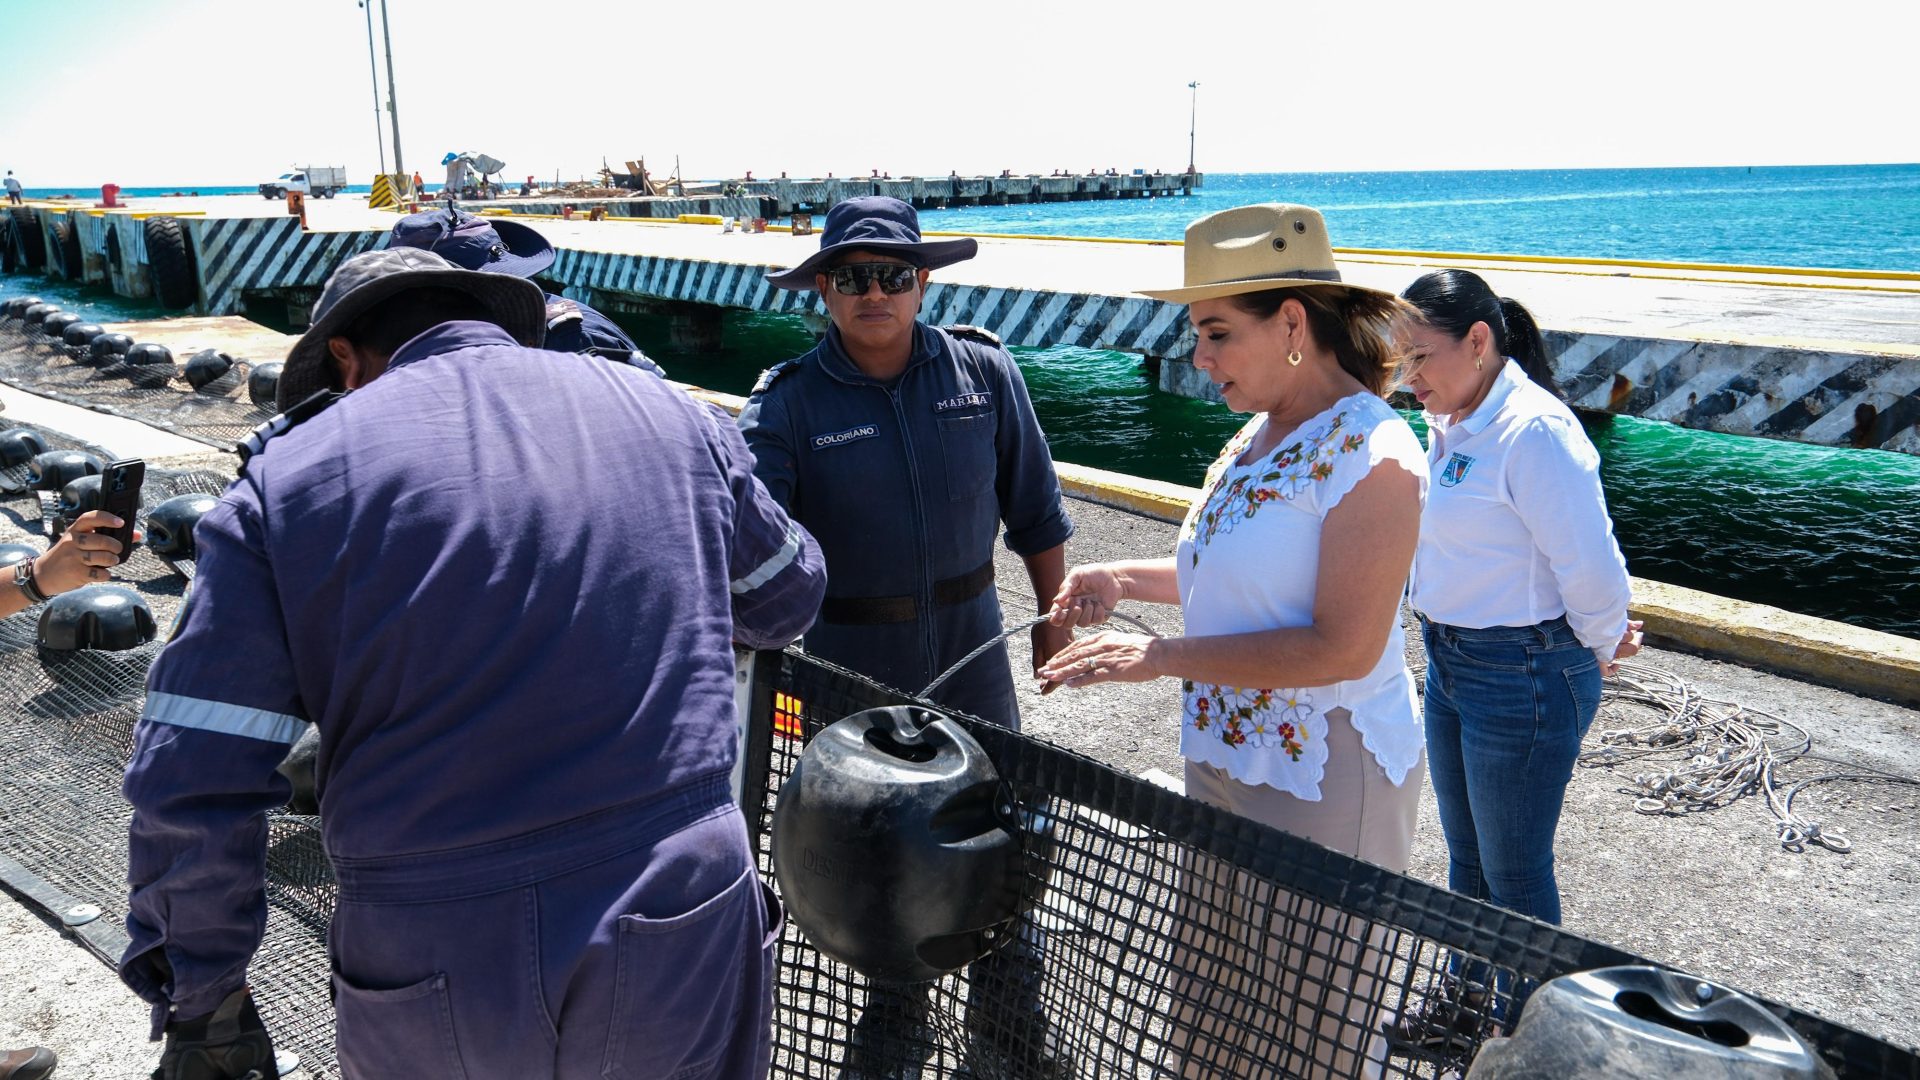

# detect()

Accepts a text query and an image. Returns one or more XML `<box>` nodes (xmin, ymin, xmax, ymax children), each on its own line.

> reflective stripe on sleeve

<box><xmin>142</xmin><ymin>692</ymin><xmax>309</xmax><ymax>745</ymax></box>
<box><xmin>731</xmin><ymin>527</ymin><xmax>802</xmax><ymax>595</ymax></box>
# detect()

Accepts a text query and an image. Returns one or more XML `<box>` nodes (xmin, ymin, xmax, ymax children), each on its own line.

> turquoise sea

<box><xmin>7</xmin><ymin>165</ymin><xmax>1919</xmax><ymax>637</ymax></box>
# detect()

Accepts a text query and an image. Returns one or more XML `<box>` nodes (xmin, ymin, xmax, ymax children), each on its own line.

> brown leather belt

<box><xmin>817</xmin><ymin>561</ymin><xmax>996</xmax><ymax>626</ymax></box>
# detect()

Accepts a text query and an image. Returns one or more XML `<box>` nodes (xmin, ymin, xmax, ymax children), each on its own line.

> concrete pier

<box><xmin>6</xmin><ymin>193</ymin><xmax>1918</xmax><ymax>454</ymax></box>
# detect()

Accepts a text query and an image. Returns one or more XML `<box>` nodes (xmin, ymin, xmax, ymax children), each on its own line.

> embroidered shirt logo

<box><xmin>1439</xmin><ymin>452</ymin><xmax>1476</xmax><ymax>487</ymax></box>
<box><xmin>810</xmin><ymin>424</ymin><xmax>879</xmax><ymax>450</ymax></box>
<box><xmin>933</xmin><ymin>391</ymin><xmax>992</xmax><ymax>412</ymax></box>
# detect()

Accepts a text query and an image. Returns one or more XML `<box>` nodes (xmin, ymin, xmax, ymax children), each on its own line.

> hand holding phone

<box><xmin>99</xmin><ymin>458</ymin><xmax>146</xmax><ymax>558</ymax></box>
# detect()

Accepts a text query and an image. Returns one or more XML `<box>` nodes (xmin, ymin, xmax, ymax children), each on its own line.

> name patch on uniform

<box><xmin>933</xmin><ymin>392</ymin><xmax>992</xmax><ymax>413</ymax></box>
<box><xmin>1439</xmin><ymin>452</ymin><xmax>1476</xmax><ymax>487</ymax></box>
<box><xmin>811</xmin><ymin>424</ymin><xmax>879</xmax><ymax>450</ymax></box>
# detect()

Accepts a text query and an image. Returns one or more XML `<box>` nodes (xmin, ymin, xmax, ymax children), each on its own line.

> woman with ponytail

<box><xmin>1042</xmin><ymin>205</ymin><xmax>1428</xmax><ymax>1078</ymax></box>
<box><xmin>1386</xmin><ymin>268</ymin><xmax>1641</xmax><ymax>1056</ymax></box>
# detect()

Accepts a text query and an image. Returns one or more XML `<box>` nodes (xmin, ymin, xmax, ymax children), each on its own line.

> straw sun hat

<box><xmin>1140</xmin><ymin>204</ymin><xmax>1395</xmax><ymax>304</ymax></box>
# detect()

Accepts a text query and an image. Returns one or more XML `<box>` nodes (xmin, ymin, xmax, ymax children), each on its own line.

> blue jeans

<box><xmin>1421</xmin><ymin>615</ymin><xmax>1602</xmax><ymax>986</ymax></box>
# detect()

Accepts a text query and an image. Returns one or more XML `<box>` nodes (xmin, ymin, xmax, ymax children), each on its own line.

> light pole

<box><xmin>379</xmin><ymin>0</ymin><xmax>405</xmax><ymax>180</ymax></box>
<box><xmin>358</xmin><ymin>1</ymin><xmax>387</xmax><ymax>175</ymax></box>
<box><xmin>1187</xmin><ymin>80</ymin><xmax>1199</xmax><ymax>176</ymax></box>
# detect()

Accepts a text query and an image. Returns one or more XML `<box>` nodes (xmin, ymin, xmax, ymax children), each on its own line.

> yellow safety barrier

<box><xmin>369</xmin><ymin>175</ymin><xmax>399</xmax><ymax>211</ymax></box>
<box><xmin>677</xmin><ymin>214</ymin><xmax>725</xmax><ymax>225</ymax></box>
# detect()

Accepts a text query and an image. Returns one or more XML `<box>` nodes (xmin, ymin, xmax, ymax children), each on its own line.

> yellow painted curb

<box><xmin>1628</xmin><ymin>580</ymin><xmax>1920</xmax><ymax>706</ymax></box>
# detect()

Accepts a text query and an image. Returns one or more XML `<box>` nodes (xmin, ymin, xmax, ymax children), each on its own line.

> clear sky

<box><xmin>2</xmin><ymin>0</ymin><xmax>1915</xmax><ymax>187</ymax></box>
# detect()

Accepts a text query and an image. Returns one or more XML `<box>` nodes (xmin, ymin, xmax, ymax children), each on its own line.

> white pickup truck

<box><xmin>259</xmin><ymin>166</ymin><xmax>349</xmax><ymax>200</ymax></box>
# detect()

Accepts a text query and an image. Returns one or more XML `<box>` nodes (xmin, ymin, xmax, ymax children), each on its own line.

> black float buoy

<box><xmin>1465</xmin><ymin>966</ymin><xmax>1833</xmax><ymax>1080</ymax></box>
<box><xmin>89</xmin><ymin>332</ymin><xmax>134</xmax><ymax>367</ymax></box>
<box><xmin>0</xmin><ymin>542</ymin><xmax>39</xmax><ymax>568</ymax></box>
<box><xmin>277</xmin><ymin>727</ymin><xmax>321</xmax><ymax>816</ymax></box>
<box><xmin>1</xmin><ymin>427</ymin><xmax>50</xmax><ymax>468</ymax></box>
<box><xmin>61</xmin><ymin>321</ymin><xmax>107</xmax><ymax>351</ymax></box>
<box><xmin>146</xmin><ymin>492</ymin><xmax>219</xmax><ymax>560</ymax></box>
<box><xmin>53</xmin><ymin>474</ymin><xmax>105</xmax><ymax>537</ymax></box>
<box><xmin>4</xmin><ymin>296</ymin><xmax>46</xmax><ymax>319</ymax></box>
<box><xmin>183</xmin><ymin>348</ymin><xmax>236</xmax><ymax>391</ymax></box>
<box><xmin>247</xmin><ymin>361</ymin><xmax>283</xmax><ymax>408</ymax></box>
<box><xmin>37</xmin><ymin>586</ymin><xmax>158</xmax><ymax>652</ymax></box>
<box><xmin>124</xmin><ymin>342</ymin><xmax>176</xmax><ymax>388</ymax></box>
<box><xmin>40</xmin><ymin>311</ymin><xmax>84</xmax><ymax>342</ymax></box>
<box><xmin>28</xmin><ymin>450</ymin><xmax>104</xmax><ymax>491</ymax></box>
<box><xmin>771</xmin><ymin>705</ymin><xmax>1037</xmax><ymax>985</ymax></box>
<box><xmin>21</xmin><ymin>304</ymin><xmax>59</xmax><ymax>334</ymax></box>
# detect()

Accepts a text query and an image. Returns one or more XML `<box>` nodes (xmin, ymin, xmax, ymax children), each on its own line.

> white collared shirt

<box><xmin>1410</xmin><ymin>360</ymin><xmax>1631</xmax><ymax>664</ymax></box>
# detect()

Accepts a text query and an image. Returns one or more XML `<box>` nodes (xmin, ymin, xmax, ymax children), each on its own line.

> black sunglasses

<box><xmin>826</xmin><ymin>263</ymin><xmax>920</xmax><ymax>296</ymax></box>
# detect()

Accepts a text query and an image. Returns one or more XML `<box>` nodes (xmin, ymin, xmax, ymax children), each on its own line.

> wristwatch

<box><xmin>13</xmin><ymin>557</ymin><xmax>49</xmax><ymax>604</ymax></box>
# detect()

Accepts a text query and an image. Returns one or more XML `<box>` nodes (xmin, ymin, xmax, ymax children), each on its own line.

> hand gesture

<box><xmin>1047</xmin><ymin>564</ymin><xmax>1125</xmax><ymax>629</ymax></box>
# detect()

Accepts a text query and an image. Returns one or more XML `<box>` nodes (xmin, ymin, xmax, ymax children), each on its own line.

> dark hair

<box><xmin>1229</xmin><ymin>284</ymin><xmax>1413</xmax><ymax>398</ymax></box>
<box><xmin>338</xmin><ymin>287</ymin><xmax>495</xmax><ymax>360</ymax></box>
<box><xmin>1400</xmin><ymin>269</ymin><xmax>1557</xmax><ymax>398</ymax></box>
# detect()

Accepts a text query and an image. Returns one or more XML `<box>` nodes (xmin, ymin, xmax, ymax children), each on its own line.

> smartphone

<box><xmin>98</xmin><ymin>458</ymin><xmax>145</xmax><ymax>558</ymax></box>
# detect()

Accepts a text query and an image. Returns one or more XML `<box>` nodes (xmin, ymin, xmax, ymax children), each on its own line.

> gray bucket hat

<box><xmin>279</xmin><ymin>248</ymin><xmax>546</xmax><ymax>410</ymax></box>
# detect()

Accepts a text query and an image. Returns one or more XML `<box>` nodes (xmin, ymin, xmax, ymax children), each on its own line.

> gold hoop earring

<box><xmin>1287</xmin><ymin>350</ymin><xmax>1303</xmax><ymax>367</ymax></box>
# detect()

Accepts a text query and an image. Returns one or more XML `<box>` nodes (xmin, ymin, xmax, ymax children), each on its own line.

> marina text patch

<box><xmin>933</xmin><ymin>392</ymin><xmax>992</xmax><ymax>412</ymax></box>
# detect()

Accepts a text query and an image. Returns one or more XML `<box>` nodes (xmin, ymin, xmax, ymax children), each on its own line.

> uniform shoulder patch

<box><xmin>943</xmin><ymin>324</ymin><xmax>1002</xmax><ymax>348</ymax></box>
<box><xmin>752</xmin><ymin>360</ymin><xmax>797</xmax><ymax>395</ymax></box>
<box><xmin>545</xmin><ymin>297</ymin><xmax>584</xmax><ymax>328</ymax></box>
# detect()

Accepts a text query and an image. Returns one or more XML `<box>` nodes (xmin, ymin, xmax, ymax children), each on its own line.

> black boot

<box><xmin>1382</xmin><ymin>976</ymin><xmax>1494</xmax><ymax>1059</ymax></box>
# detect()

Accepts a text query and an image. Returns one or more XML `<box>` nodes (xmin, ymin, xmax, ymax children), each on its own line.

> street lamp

<box><xmin>379</xmin><ymin>0</ymin><xmax>405</xmax><ymax>180</ymax></box>
<box><xmin>357</xmin><ymin>1</ymin><xmax>387</xmax><ymax>175</ymax></box>
<box><xmin>1187</xmin><ymin>81</ymin><xmax>1199</xmax><ymax>176</ymax></box>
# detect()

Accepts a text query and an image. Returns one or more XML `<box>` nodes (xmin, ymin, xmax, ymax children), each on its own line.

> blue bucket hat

<box><xmin>388</xmin><ymin>206</ymin><xmax>556</xmax><ymax>279</ymax></box>
<box><xmin>766</xmin><ymin>196</ymin><xmax>977</xmax><ymax>291</ymax></box>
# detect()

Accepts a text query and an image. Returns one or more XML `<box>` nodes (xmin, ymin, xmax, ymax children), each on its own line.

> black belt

<box><xmin>818</xmin><ymin>561</ymin><xmax>996</xmax><ymax>626</ymax></box>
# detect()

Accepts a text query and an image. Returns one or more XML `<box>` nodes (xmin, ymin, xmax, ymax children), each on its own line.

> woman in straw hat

<box><xmin>1383</xmin><ymin>268</ymin><xmax>1640</xmax><ymax>1055</ymax></box>
<box><xmin>1040</xmin><ymin>204</ymin><xmax>1428</xmax><ymax>1077</ymax></box>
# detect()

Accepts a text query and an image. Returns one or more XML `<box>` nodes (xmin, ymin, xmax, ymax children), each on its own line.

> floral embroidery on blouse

<box><xmin>1182</xmin><ymin>410</ymin><xmax>1365</xmax><ymax>568</ymax></box>
<box><xmin>1184</xmin><ymin>680</ymin><xmax>1311</xmax><ymax>761</ymax></box>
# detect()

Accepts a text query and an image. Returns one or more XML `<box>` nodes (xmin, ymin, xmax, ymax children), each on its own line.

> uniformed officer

<box><xmin>386</xmin><ymin>206</ymin><xmax>657</xmax><ymax>368</ymax></box>
<box><xmin>738</xmin><ymin>196</ymin><xmax>1075</xmax><ymax>1078</ymax></box>
<box><xmin>120</xmin><ymin>248</ymin><xmax>825</xmax><ymax>1079</ymax></box>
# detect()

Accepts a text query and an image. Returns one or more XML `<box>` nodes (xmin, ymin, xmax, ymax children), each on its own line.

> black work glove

<box><xmin>153</xmin><ymin>986</ymin><xmax>277</xmax><ymax>1080</ymax></box>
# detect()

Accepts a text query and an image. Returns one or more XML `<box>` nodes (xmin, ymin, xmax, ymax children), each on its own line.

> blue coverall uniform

<box><xmin>540</xmin><ymin>291</ymin><xmax>653</xmax><ymax>367</ymax></box>
<box><xmin>736</xmin><ymin>322</ymin><xmax>1073</xmax><ymax>728</ymax></box>
<box><xmin>120</xmin><ymin>321</ymin><xmax>825</xmax><ymax>1077</ymax></box>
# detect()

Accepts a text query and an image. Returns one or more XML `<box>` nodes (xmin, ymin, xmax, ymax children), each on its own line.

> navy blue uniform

<box><xmin>737</xmin><ymin>322</ymin><xmax>1072</xmax><ymax>727</ymax></box>
<box><xmin>121</xmin><ymin>321</ymin><xmax>824</xmax><ymax>1076</ymax></box>
<box><xmin>541</xmin><ymin>292</ymin><xmax>658</xmax><ymax>370</ymax></box>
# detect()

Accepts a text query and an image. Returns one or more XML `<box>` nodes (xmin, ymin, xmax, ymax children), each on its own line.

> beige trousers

<box><xmin>1163</xmin><ymin>709</ymin><xmax>1425</xmax><ymax>1079</ymax></box>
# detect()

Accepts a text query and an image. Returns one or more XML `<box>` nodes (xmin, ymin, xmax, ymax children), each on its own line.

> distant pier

<box><xmin>457</xmin><ymin>170</ymin><xmax>1204</xmax><ymax>221</ymax></box>
<box><xmin>5</xmin><ymin>192</ymin><xmax>1918</xmax><ymax>456</ymax></box>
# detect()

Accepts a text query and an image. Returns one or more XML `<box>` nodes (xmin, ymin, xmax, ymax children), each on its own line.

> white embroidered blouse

<box><xmin>1174</xmin><ymin>392</ymin><xmax>1428</xmax><ymax>800</ymax></box>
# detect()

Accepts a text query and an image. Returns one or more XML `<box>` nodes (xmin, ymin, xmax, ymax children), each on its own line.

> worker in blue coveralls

<box><xmin>386</xmin><ymin>205</ymin><xmax>657</xmax><ymax>368</ymax></box>
<box><xmin>119</xmin><ymin>247</ymin><xmax>825</xmax><ymax>1079</ymax></box>
<box><xmin>738</xmin><ymin>195</ymin><xmax>1076</xmax><ymax>1079</ymax></box>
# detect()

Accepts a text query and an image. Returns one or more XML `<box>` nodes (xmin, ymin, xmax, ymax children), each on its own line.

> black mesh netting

<box><xmin>0</xmin><ymin>316</ymin><xmax>276</xmax><ymax>448</ymax></box>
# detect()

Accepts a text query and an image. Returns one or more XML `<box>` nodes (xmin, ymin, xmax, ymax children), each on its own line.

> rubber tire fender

<box><xmin>144</xmin><ymin>215</ymin><xmax>197</xmax><ymax>310</ymax></box>
<box><xmin>9</xmin><ymin>207</ymin><xmax>46</xmax><ymax>269</ymax></box>
<box><xmin>51</xmin><ymin>217</ymin><xmax>82</xmax><ymax>280</ymax></box>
